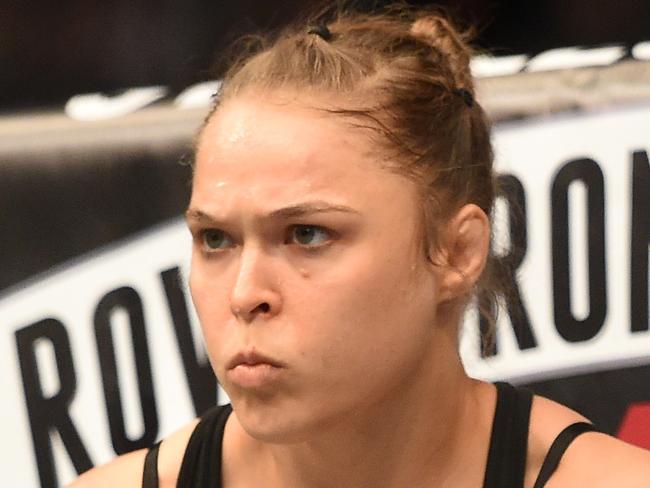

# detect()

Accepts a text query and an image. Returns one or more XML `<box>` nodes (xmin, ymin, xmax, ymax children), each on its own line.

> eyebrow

<box><xmin>185</xmin><ymin>201</ymin><xmax>360</xmax><ymax>224</ymax></box>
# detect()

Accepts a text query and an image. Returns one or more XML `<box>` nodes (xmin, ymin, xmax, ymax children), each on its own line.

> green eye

<box><xmin>291</xmin><ymin>225</ymin><xmax>330</xmax><ymax>246</ymax></box>
<box><xmin>203</xmin><ymin>229</ymin><xmax>231</xmax><ymax>250</ymax></box>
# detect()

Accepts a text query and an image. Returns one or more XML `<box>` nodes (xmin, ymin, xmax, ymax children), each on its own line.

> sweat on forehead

<box><xmin>196</xmin><ymin>90</ymin><xmax>377</xmax><ymax>164</ymax></box>
<box><xmin>188</xmin><ymin>93</ymin><xmax>425</xmax><ymax>270</ymax></box>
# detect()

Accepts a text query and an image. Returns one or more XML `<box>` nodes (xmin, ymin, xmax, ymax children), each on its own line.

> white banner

<box><xmin>1</xmin><ymin>104</ymin><xmax>649</xmax><ymax>487</ymax></box>
<box><xmin>463</xmin><ymin>103</ymin><xmax>650</xmax><ymax>381</ymax></box>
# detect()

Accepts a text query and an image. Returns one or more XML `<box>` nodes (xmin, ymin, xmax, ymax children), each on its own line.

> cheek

<box><xmin>296</xmin><ymin>245</ymin><xmax>437</xmax><ymax>380</ymax></box>
<box><xmin>190</xmin><ymin>264</ymin><xmax>215</xmax><ymax>319</ymax></box>
<box><xmin>189</xmin><ymin>262</ymin><xmax>232</xmax><ymax>348</ymax></box>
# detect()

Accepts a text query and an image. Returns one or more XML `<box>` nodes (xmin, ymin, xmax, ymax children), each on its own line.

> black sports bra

<box><xmin>142</xmin><ymin>382</ymin><xmax>599</xmax><ymax>487</ymax></box>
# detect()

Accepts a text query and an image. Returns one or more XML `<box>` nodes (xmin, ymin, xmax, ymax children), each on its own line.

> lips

<box><xmin>226</xmin><ymin>350</ymin><xmax>284</xmax><ymax>370</ymax></box>
<box><xmin>225</xmin><ymin>350</ymin><xmax>285</xmax><ymax>389</ymax></box>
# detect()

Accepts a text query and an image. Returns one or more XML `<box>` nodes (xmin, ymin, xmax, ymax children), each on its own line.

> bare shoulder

<box><xmin>66</xmin><ymin>418</ymin><xmax>200</xmax><ymax>488</ymax></box>
<box><xmin>527</xmin><ymin>393</ymin><xmax>650</xmax><ymax>488</ymax></box>
<box><xmin>65</xmin><ymin>448</ymin><xmax>148</xmax><ymax>488</ymax></box>
<box><xmin>549</xmin><ymin>427</ymin><xmax>650</xmax><ymax>487</ymax></box>
<box><xmin>157</xmin><ymin>418</ymin><xmax>201</xmax><ymax>487</ymax></box>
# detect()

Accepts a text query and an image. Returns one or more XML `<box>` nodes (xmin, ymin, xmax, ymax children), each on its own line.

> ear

<box><xmin>437</xmin><ymin>204</ymin><xmax>490</xmax><ymax>303</ymax></box>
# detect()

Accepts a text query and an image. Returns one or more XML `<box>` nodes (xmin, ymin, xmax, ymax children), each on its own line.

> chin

<box><xmin>232</xmin><ymin>394</ymin><xmax>332</xmax><ymax>444</ymax></box>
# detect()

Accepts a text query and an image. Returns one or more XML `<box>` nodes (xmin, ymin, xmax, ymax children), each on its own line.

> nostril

<box><xmin>256</xmin><ymin>302</ymin><xmax>271</xmax><ymax>314</ymax></box>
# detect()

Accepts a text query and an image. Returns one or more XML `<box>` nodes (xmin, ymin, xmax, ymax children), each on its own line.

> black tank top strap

<box><xmin>482</xmin><ymin>381</ymin><xmax>533</xmax><ymax>488</ymax></box>
<box><xmin>142</xmin><ymin>440</ymin><xmax>162</xmax><ymax>488</ymax></box>
<box><xmin>532</xmin><ymin>421</ymin><xmax>599</xmax><ymax>488</ymax></box>
<box><xmin>176</xmin><ymin>404</ymin><xmax>232</xmax><ymax>488</ymax></box>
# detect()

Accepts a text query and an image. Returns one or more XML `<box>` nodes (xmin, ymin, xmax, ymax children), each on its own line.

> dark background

<box><xmin>3</xmin><ymin>0</ymin><xmax>649</xmax><ymax>113</ymax></box>
<box><xmin>2</xmin><ymin>0</ymin><xmax>649</xmax><ymax>293</ymax></box>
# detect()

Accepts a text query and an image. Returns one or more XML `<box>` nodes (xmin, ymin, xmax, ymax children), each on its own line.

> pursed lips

<box><xmin>226</xmin><ymin>349</ymin><xmax>284</xmax><ymax>370</ymax></box>
<box><xmin>226</xmin><ymin>350</ymin><xmax>286</xmax><ymax>389</ymax></box>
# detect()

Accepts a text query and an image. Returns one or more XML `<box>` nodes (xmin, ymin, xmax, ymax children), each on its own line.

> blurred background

<box><xmin>1</xmin><ymin>2</ymin><xmax>649</xmax><ymax>487</ymax></box>
<box><xmin>3</xmin><ymin>0</ymin><xmax>650</xmax><ymax>113</ymax></box>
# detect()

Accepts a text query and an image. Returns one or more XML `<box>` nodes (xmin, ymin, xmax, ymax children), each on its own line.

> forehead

<box><xmin>191</xmin><ymin>93</ymin><xmax>416</xmax><ymax>214</ymax></box>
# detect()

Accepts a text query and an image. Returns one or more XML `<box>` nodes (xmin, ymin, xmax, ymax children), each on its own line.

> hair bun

<box><xmin>409</xmin><ymin>15</ymin><xmax>474</xmax><ymax>91</ymax></box>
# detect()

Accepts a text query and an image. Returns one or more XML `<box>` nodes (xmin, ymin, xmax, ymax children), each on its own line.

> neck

<box><xmin>239</xmin><ymin>331</ymin><xmax>496</xmax><ymax>488</ymax></box>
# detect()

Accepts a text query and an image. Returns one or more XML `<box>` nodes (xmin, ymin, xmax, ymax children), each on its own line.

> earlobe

<box><xmin>437</xmin><ymin>204</ymin><xmax>490</xmax><ymax>303</ymax></box>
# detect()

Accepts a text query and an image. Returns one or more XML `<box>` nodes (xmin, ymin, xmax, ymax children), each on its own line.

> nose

<box><xmin>230</xmin><ymin>246</ymin><xmax>282</xmax><ymax>323</ymax></box>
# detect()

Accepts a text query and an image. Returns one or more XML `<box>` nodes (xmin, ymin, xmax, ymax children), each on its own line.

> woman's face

<box><xmin>188</xmin><ymin>92</ymin><xmax>447</xmax><ymax>442</ymax></box>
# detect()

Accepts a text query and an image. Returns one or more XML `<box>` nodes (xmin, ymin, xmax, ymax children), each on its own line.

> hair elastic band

<box><xmin>452</xmin><ymin>88</ymin><xmax>474</xmax><ymax>108</ymax></box>
<box><xmin>307</xmin><ymin>24</ymin><xmax>332</xmax><ymax>41</ymax></box>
